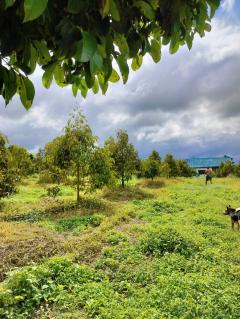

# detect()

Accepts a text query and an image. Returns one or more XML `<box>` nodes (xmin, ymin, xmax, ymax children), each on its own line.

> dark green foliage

<box><xmin>163</xmin><ymin>153</ymin><xmax>179</xmax><ymax>177</ymax></box>
<box><xmin>148</xmin><ymin>150</ymin><xmax>161</xmax><ymax>162</ymax></box>
<box><xmin>177</xmin><ymin>159</ymin><xmax>194</xmax><ymax>177</ymax></box>
<box><xmin>47</xmin><ymin>186</ymin><xmax>61</xmax><ymax>198</ymax></box>
<box><xmin>106</xmin><ymin>130</ymin><xmax>139</xmax><ymax>187</ymax></box>
<box><xmin>55</xmin><ymin>214</ymin><xmax>103</xmax><ymax>232</ymax></box>
<box><xmin>141</xmin><ymin>151</ymin><xmax>161</xmax><ymax>180</ymax></box>
<box><xmin>8</xmin><ymin>145</ymin><xmax>35</xmax><ymax>176</ymax></box>
<box><xmin>140</xmin><ymin>228</ymin><xmax>198</xmax><ymax>257</ymax></box>
<box><xmin>216</xmin><ymin>160</ymin><xmax>235</xmax><ymax>177</ymax></box>
<box><xmin>0</xmin><ymin>133</ymin><xmax>18</xmax><ymax>199</ymax></box>
<box><xmin>0</xmin><ymin>257</ymin><xmax>106</xmax><ymax>319</ymax></box>
<box><xmin>89</xmin><ymin>147</ymin><xmax>115</xmax><ymax>190</ymax></box>
<box><xmin>0</xmin><ymin>0</ymin><xmax>220</xmax><ymax>108</ymax></box>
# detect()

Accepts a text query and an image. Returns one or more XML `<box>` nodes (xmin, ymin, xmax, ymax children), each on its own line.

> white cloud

<box><xmin>1</xmin><ymin>6</ymin><xmax>240</xmax><ymax>160</ymax></box>
<box><xmin>221</xmin><ymin>0</ymin><xmax>235</xmax><ymax>12</ymax></box>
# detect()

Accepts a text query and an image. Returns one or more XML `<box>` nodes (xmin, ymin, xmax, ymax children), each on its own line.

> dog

<box><xmin>224</xmin><ymin>205</ymin><xmax>240</xmax><ymax>231</ymax></box>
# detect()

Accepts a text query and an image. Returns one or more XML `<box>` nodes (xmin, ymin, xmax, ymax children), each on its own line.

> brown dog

<box><xmin>224</xmin><ymin>205</ymin><xmax>240</xmax><ymax>231</ymax></box>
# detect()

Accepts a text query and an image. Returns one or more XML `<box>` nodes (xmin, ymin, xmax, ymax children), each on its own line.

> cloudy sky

<box><xmin>0</xmin><ymin>0</ymin><xmax>240</xmax><ymax>161</ymax></box>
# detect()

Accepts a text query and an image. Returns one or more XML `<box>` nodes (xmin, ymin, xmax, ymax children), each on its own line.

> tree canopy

<box><xmin>0</xmin><ymin>0</ymin><xmax>220</xmax><ymax>109</ymax></box>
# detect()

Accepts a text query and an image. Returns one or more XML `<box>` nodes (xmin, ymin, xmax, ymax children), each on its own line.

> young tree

<box><xmin>0</xmin><ymin>134</ymin><xmax>17</xmax><ymax>199</ymax></box>
<box><xmin>161</xmin><ymin>162</ymin><xmax>171</xmax><ymax>179</ymax></box>
<box><xmin>142</xmin><ymin>150</ymin><xmax>161</xmax><ymax>180</ymax></box>
<box><xmin>8</xmin><ymin>144</ymin><xmax>34</xmax><ymax>176</ymax></box>
<box><xmin>40</xmin><ymin>136</ymin><xmax>67</xmax><ymax>184</ymax></box>
<box><xmin>149</xmin><ymin>150</ymin><xmax>161</xmax><ymax>163</ymax></box>
<box><xmin>0</xmin><ymin>1</ymin><xmax>219</xmax><ymax>108</ymax></box>
<box><xmin>56</xmin><ymin>109</ymin><xmax>97</xmax><ymax>203</ymax></box>
<box><xmin>143</xmin><ymin>158</ymin><xmax>160</xmax><ymax>180</ymax></box>
<box><xmin>217</xmin><ymin>160</ymin><xmax>235</xmax><ymax>177</ymax></box>
<box><xmin>177</xmin><ymin>160</ymin><xmax>194</xmax><ymax>177</ymax></box>
<box><xmin>107</xmin><ymin>130</ymin><xmax>138</xmax><ymax>187</ymax></box>
<box><xmin>163</xmin><ymin>154</ymin><xmax>179</xmax><ymax>177</ymax></box>
<box><xmin>89</xmin><ymin>147</ymin><xmax>114</xmax><ymax>190</ymax></box>
<box><xmin>34</xmin><ymin>148</ymin><xmax>46</xmax><ymax>173</ymax></box>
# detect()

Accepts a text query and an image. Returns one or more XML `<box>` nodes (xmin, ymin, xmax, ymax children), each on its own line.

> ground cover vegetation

<box><xmin>0</xmin><ymin>175</ymin><xmax>240</xmax><ymax>318</ymax></box>
<box><xmin>0</xmin><ymin>0</ymin><xmax>220</xmax><ymax>109</ymax></box>
<box><xmin>1</xmin><ymin>112</ymin><xmax>240</xmax><ymax>317</ymax></box>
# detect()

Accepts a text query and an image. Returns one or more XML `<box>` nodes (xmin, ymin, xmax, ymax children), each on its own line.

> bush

<box><xmin>0</xmin><ymin>170</ymin><xmax>18</xmax><ymax>200</ymax></box>
<box><xmin>47</xmin><ymin>186</ymin><xmax>61</xmax><ymax>198</ymax></box>
<box><xmin>0</xmin><ymin>257</ymin><xmax>106</xmax><ymax>319</ymax></box>
<box><xmin>105</xmin><ymin>231</ymin><xmax>128</xmax><ymax>246</ymax></box>
<box><xmin>140</xmin><ymin>228</ymin><xmax>198</xmax><ymax>257</ymax></box>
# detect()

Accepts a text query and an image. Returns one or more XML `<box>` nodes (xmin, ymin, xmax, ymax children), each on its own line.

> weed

<box><xmin>140</xmin><ymin>227</ymin><xmax>199</xmax><ymax>257</ymax></box>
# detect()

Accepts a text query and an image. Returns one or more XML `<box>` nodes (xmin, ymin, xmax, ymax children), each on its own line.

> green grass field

<box><xmin>0</xmin><ymin>177</ymin><xmax>240</xmax><ymax>318</ymax></box>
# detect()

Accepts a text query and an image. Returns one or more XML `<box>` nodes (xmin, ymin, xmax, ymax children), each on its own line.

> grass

<box><xmin>0</xmin><ymin>176</ymin><xmax>240</xmax><ymax>318</ymax></box>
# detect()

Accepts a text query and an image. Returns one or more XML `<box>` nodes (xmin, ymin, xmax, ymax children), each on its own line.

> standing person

<box><xmin>205</xmin><ymin>167</ymin><xmax>213</xmax><ymax>185</ymax></box>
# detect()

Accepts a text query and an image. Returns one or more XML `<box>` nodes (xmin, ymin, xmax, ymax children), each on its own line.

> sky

<box><xmin>0</xmin><ymin>0</ymin><xmax>240</xmax><ymax>161</ymax></box>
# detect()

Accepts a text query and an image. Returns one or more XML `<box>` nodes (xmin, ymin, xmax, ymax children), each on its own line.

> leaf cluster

<box><xmin>0</xmin><ymin>0</ymin><xmax>220</xmax><ymax>108</ymax></box>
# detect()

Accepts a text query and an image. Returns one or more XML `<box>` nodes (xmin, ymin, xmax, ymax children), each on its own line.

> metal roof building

<box><xmin>186</xmin><ymin>155</ymin><xmax>233</xmax><ymax>174</ymax></box>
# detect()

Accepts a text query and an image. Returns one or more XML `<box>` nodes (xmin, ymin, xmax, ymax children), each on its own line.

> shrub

<box><xmin>47</xmin><ymin>186</ymin><xmax>61</xmax><ymax>198</ymax></box>
<box><xmin>140</xmin><ymin>228</ymin><xmax>198</xmax><ymax>257</ymax></box>
<box><xmin>105</xmin><ymin>231</ymin><xmax>128</xmax><ymax>246</ymax></box>
<box><xmin>0</xmin><ymin>257</ymin><xmax>106</xmax><ymax>319</ymax></box>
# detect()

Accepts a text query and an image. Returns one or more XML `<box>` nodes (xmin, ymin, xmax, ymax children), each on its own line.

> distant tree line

<box><xmin>1</xmin><ymin>109</ymin><xmax>239</xmax><ymax>202</ymax></box>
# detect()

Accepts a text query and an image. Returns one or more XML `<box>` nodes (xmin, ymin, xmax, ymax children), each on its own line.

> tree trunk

<box><xmin>77</xmin><ymin>162</ymin><xmax>80</xmax><ymax>204</ymax></box>
<box><xmin>121</xmin><ymin>174</ymin><xmax>125</xmax><ymax>188</ymax></box>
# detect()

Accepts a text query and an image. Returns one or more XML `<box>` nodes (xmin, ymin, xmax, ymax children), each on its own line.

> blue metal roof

<box><xmin>186</xmin><ymin>156</ymin><xmax>232</xmax><ymax>168</ymax></box>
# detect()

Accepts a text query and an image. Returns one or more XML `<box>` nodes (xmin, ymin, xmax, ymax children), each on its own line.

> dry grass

<box><xmin>102</xmin><ymin>185</ymin><xmax>154</xmax><ymax>201</ymax></box>
<box><xmin>0</xmin><ymin>222</ymin><xmax>68</xmax><ymax>281</ymax></box>
<box><xmin>136</xmin><ymin>178</ymin><xmax>166</xmax><ymax>189</ymax></box>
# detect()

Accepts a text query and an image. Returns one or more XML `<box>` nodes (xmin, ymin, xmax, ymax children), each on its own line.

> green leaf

<box><xmin>109</xmin><ymin>0</ymin><xmax>120</xmax><ymax>21</ymax></box>
<box><xmin>54</xmin><ymin>63</ymin><xmax>66</xmax><ymax>87</ymax></box>
<box><xmin>79</xmin><ymin>79</ymin><xmax>88</xmax><ymax>98</ymax></box>
<box><xmin>90</xmin><ymin>51</ymin><xmax>103</xmax><ymax>75</ymax></box>
<box><xmin>42</xmin><ymin>62</ymin><xmax>57</xmax><ymax>89</ymax></box>
<box><xmin>149</xmin><ymin>39</ymin><xmax>161</xmax><ymax>62</ymax></box>
<box><xmin>114</xmin><ymin>34</ymin><xmax>129</xmax><ymax>57</ymax></box>
<box><xmin>97</xmin><ymin>73</ymin><xmax>108</xmax><ymax>94</ymax></box>
<box><xmin>206</xmin><ymin>0</ymin><xmax>220</xmax><ymax>18</ymax></box>
<box><xmin>67</xmin><ymin>0</ymin><xmax>82</xmax><ymax>14</ymax></box>
<box><xmin>17</xmin><ymin>76</ymin><xmax>35</xmax><ymax>110</ymax></box>
<box><xmin>92</xmin><ymin>77</ymin><xmax>99</xmax><ymax>94</ymax></box>
<box><xmin>23</xmin><ymin>77</ymin><xmax>35</xmax><ymax>108</ymax></box>
<box><xmin>24</xmin><ymin>0</ymin><xmax>48</xmax><ymax>22</ymax></box>
<box><xmin>1</xmin><ymin>67</ymin><xmax>17</xmax><ymax>104</ymax></box>
<box><xmin>131</xmin><ymin>54</ymin><xmax>143</xmax><ymax>71</ymax></box>
<box><xmin>185</xmin><ymin>33</ymin><xmax>193</xmax><ymax>50</ymax></box>
<box><xmin>75</xmin><ymin>32</ymin><xmax>97</xmax><ymax>63</ymax></box>
<box><xmin>109</xmin><ymin>69</ymin><xmax>120</xmax><ymax>83</ymax></box>
<box><xmin>101</xmin><ymin>0</ymin><xmax>110</xmax><ymax>18</ymax></box>
<box><xmin>5</xmin><ymin>0</ymin><xmax>16</xmax><ymax>9</ymax></box>
<box><xmin>135</xmin><ymin>1</ymin><xmax>155</xmax><ymax>20</ymax></box>
<box><xmin>116</xmin><ymin>55</ymin><xmax>129</xmax><ymax>84</ymax></box>
<box><xmin>169</xmin><ymin>36</ymin><xmax>179</xmax><ymax>54</ymax></box>
<box><xmin>33</xmin><ymin>40</ymin><xmax>51</xmax><ymax>65</ymax></box>
<box><xmin>204</xmin><ymin>23</ymin><xmax>211</xmax><ymax>32</ymax></box>
<box><xmin>29</xmin><ymin>44</ymin><xmax>38</xmax><ymax>73</ymax></box>
<box><xmin>72</xmin><ymin>83</ymin><xmax>78</xmax><ymax>97</ymax></box>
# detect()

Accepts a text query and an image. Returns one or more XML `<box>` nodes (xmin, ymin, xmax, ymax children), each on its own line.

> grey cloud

<box><xmin>0</xmin><ymin>13</ymin><xmax>240</xmax><ymax>161</ymax></box>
